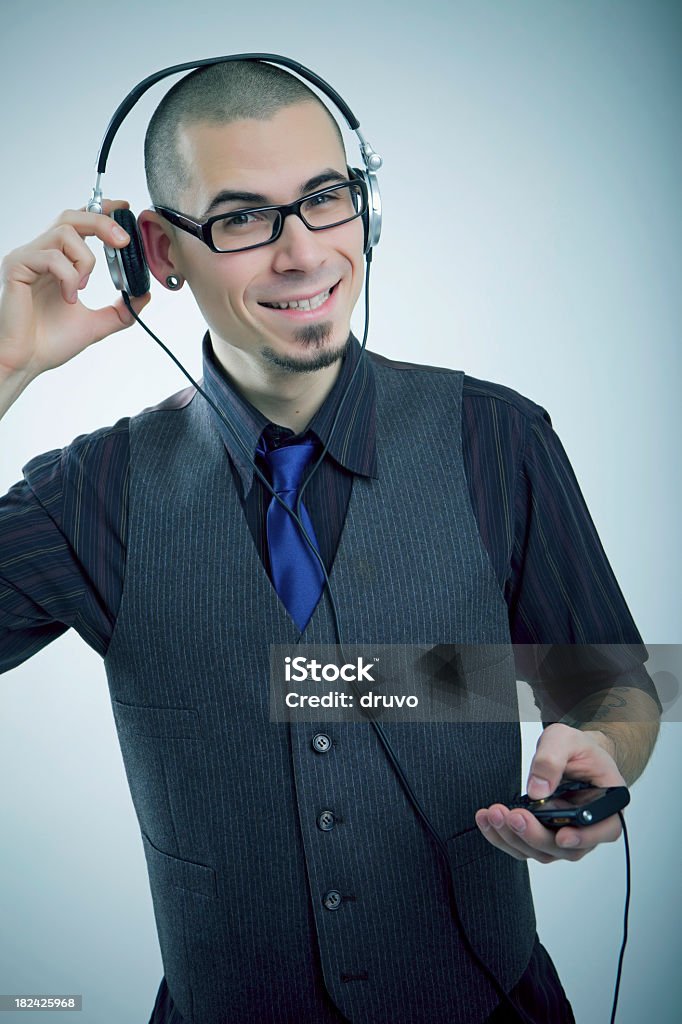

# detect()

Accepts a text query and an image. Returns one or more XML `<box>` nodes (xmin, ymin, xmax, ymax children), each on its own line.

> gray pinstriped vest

<box><xmin>104</xmin><ymin>353</ymin><xmax>536</xmax><ymax>1023</ymax></box>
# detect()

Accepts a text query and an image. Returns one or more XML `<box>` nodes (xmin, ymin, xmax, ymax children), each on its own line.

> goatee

<box><xmin>260</xmin><ymin>323</ymin><xmax>350</xmax><ymax>374</ymax></box>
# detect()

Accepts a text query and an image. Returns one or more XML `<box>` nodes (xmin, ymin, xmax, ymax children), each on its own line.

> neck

<box><xmin>209</xmin><ymin>334</ymin><xmax>347</xmax><ymax>431</ymax></box>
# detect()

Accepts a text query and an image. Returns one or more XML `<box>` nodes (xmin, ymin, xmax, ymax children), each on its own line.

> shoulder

<box><xmin>20</xmin><ymin>417</ymin><xmax>132</xmax><ymax>520</ymax></box>
<box><xmin>367</xmin><ymin>349</ymin><xmax>552</xmax><ymax>429</ymax></box>
<box><xmin>21</xmin><ymin>385</ymin><xmax>197</xmax><ymax>500</ymax></box>
<box><xmin>129</xmin><ymin>384</ymin><xmax>199</xmax><ymax>449</ymax></box>
<box><xmin>367</xmin><ymin>349</ymin><xmax>462</xmax><ymax>377</ymax></box>
<box><xmin>134</xmin><ymin>384</ymin><xmax>197</xmax><ymax>419</ymax></box>
<box><xmin>462</xmin><ymin>374</ymin><xmax>551</xmax><ymax>426</ymax></box>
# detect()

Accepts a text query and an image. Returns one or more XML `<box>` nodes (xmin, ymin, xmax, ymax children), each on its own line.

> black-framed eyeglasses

<box><xmin>154</xmin><ymin>178</ymin><xmax>368</xmax><ymax>254</ymax></box>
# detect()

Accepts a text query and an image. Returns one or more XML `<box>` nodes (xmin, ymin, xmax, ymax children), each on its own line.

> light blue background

<box><xmin>1</xmin><ymin>1</ymin><xmax>680</xmax><ymax>1021</ymax></box>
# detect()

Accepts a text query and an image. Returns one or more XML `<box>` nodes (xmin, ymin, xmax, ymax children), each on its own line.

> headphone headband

<box><xmin>95</xmin><ymin>53</ymin><xmax>364</xmax><ymax>174</ymax></box>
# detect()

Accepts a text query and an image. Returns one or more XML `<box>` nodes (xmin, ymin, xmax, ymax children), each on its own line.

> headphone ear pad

<box><xmin>354</xmin><ymin>167</ymin><xmax>370</xmax><ymax>253</ymax></box>
<box><xmin>112</xmin><ymin>208</ymin><xmax>150</xmax><ymax>297</ymax></box>
<box><xmin>349</xmin><ymin>166</ymin><xmax>379</xmax><ymax>255</ymax></box>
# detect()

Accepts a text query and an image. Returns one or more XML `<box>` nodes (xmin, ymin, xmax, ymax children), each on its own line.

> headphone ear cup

<box><xmin>350</xmin><ymin>166</ymin><xmax>381</xmax><ymax>255</ymax></box>
<box><xmin>111</xmin><ymin>208</ymin><xmax>150</xmax><ymax>297</ymax></box>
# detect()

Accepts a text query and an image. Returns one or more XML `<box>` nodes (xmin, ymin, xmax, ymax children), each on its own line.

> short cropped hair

<box><xmin>144</xmin><ymin>60</ymin><xmax>346</xmax><ymax>208</ymax></box>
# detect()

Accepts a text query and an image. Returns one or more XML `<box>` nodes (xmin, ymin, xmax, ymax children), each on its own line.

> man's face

<box><xmin>169</xmin><ymin>101</ymin><xmax>365</xmax><ymax>374</ymax></box>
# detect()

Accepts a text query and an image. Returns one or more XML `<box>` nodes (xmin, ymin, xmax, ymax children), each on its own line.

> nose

<box><xmin>269</xmin><ymin>210</ymin><xmax>329</xmax><ymax>275</ymax></box>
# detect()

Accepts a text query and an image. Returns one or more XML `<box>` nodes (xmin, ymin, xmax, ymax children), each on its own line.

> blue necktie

<box><xmin>257</xmin><ymin>434</ymin><xmax>326</xmax><ymax>631</ymax></box>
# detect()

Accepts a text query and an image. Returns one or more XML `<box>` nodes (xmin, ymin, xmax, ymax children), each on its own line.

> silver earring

<box><xmin>166</xmin><ymin>274</ymin><xmax>181</xmax><ymax>290</ymax></box>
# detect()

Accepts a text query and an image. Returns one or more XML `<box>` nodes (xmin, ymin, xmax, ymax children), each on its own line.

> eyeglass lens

<box><xmin>209</xmin><ymin>182</ymin><xmax>364</xmax><ymax>252</ymax></box>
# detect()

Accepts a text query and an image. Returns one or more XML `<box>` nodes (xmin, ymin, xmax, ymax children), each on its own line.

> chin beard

<box><xmin>260</xmin><ymin>322</ymin><xmax>350</xmax><ymax>374</ymax></box>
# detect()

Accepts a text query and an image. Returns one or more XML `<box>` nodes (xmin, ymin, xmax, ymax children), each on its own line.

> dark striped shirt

<box><xmin>0</xmin><ymin>333</ymin><xmax>648</xmax><ymax>1022</ymax></box>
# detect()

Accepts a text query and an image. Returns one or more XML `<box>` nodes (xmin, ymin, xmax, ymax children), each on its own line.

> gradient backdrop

<box><xmin>1</xmin><ymin>1</ymin><xmax>680</xmax><ymax>1021</ymax></box>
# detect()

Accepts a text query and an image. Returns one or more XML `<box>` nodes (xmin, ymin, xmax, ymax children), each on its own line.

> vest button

<box><xmin>317</xmin><ymin>810</ymin><xmax>336</xmax><ymax>831</ymax></box>
<box><xmin>323</xmin><ymin>890</ymin><xmax>342</xmax><ymax>911</ymax></box>
<box><xmin>312</xmin><ymin>733</ymin><xmax>332</xmax><ymax>753</ymax></box>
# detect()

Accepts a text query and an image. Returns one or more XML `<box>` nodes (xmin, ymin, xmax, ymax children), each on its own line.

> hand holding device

<box><xmin>508</xmin><ymin>780</ymin><xmax>630</xmax><ymax>829</ymax></box>
<box><xmin>475</xmin><ymin>723</ymin><xmax>626</xmax><ymax>863</ymax></box>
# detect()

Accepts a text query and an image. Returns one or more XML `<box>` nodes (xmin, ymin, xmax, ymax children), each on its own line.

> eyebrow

<box><xmin>201</xmin><ymin>168</ymin><xmax>349</xmax><ymax>219</ymax></box>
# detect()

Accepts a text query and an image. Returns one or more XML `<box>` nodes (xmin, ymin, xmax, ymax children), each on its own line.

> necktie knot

<box><xmin>259</xmin><ymin>436</ymin><xmax>320</xmax><ymax>500</ymax></box>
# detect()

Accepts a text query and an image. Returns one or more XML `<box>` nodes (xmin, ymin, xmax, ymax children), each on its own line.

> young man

<box><xmin>0</xmin><ymin>61</ymin><xmax>661</xmax><ymax>1023</ymax></box>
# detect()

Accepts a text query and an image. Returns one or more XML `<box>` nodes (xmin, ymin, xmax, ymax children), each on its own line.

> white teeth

<box><xmin>264</xmin><ymin>287</ymin><xmax>332</xmax><ymax>311</ymax></box>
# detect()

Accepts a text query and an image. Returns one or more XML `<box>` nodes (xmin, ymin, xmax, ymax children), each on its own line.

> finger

<box><xmin>527</xmin><ymin>723</ymin><xmax>575</xmax><ymax>798</ymax></box>
<box><xmin>78</xmin><ymin>198</ymin><xmax>130</xmax><ymax>216</ymax></box>
<box><xmin>554</xmin><ymin>813</ymin><xmax>623</xmax><ymax>852</ymax></box>
<box><xmin>527</xmin><ymin>723</ymin><xmax>624</xmax><ymax>798</ymax></box>
<box><xmin>48</xmin><ymin>225</ymin><xmax>97</xmax><ymax>283</ymax></box>
<box><xmin>479</xmin><ymin>804</ymin><xmax>559</xmax><ymax>864</ymax></box>
<box><xmin>479</xmin><ymin>802</ymin><xmax>619</xmax><ymax>863</ymax></box>
<box><xmin>7</xmin><ymin>249</ymin><xmax>83</xmax><ymax>304</ymax></box>
<box><xmin>504</xmin><ymin>809</ymin><xmax>587</xmax><ymax>862</ymax></box>
<box><xmin>476</xmin><ymin>807</ymin><xmax>549</xmax><ymax>862</ymax></box>
<box><xmin>86</xmin><ymin>290</ymin><xmax>151</xmax><ymax>343</ymax></box>
<box><xmin>477</xmin><ymin>809</ymin><xmax>541</xmax><ymax>861</ymax></box>
<box><xmin>6</xmin><ymin>232</ymin><xmax>95</xmax><ymax>303</ymax></box>
<box><xmin>50</xmin><ymin>208</ymin><xmax>131</xmax><ymax>248</ymax></box>
<box><xmin>2</xmin><ymin>216</ymin><xmax>130</xmax><ymax>297</ymax></box>
<box><xmin>475</xmin><ymin>808</ymin><xmax>520</xmax><ymax>856</ymax></box>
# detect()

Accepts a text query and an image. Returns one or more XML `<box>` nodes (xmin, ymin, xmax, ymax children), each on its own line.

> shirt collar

<box><xmin>201</xmin><ymin>331</ymin><xmax>377</xmax><ymax>497</ymax></box>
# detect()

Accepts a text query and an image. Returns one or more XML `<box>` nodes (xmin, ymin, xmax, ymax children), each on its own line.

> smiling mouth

<box><xmin>259</xmin><ymin>283</ymin><xmax>338</xmax><ymax>311</ymax></box>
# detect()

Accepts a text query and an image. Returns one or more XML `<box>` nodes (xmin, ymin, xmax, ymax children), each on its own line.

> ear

<box><xmin>138</xmin><ymin>210</ymin><xmax>183</xmax><ymax>288</ymax></box>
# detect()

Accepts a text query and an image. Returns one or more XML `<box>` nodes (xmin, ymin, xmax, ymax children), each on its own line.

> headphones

<box><xmin>85</xmin><ymin>53</ymin><xmax>383</xmax><ymax>297</ymax></box>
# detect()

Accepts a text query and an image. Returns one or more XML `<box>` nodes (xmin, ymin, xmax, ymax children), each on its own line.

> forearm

<box><xmin>559</xmin><ymin>686</ymin><xmax>661</xmax><ymax>786</ymax></box>
<box><xmin>0</xmin><ymin>367</ymin><xmax>35</xmax><ymax>420</ymax></box>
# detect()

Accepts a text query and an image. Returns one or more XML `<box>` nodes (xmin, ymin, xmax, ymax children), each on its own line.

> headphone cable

<box><xmin>610</xmin><ymin>811</ymin><xmax>631</xmax><ymax>1024</ymax></box>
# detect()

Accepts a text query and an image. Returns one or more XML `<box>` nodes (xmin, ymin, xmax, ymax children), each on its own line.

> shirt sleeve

<box><xmin>0</xmin><ymin>423</ymin><xmax>130</xmax><ymax>674</ymax></box>
<box><xmin>506</xmin><ymin>403</ymin><xmax>662</xmax><ymax>718</ymax></box>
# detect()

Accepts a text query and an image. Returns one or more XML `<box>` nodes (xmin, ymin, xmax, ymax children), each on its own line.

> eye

<box><xmin>223</xmin><ymin>212</ymin><xmax>260</xmax><ymax>227</ymax></box>
<box><xmin>307</xmin><ymin>192</ymin><xmax>337</xmax><ymax>207</ymax></box>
